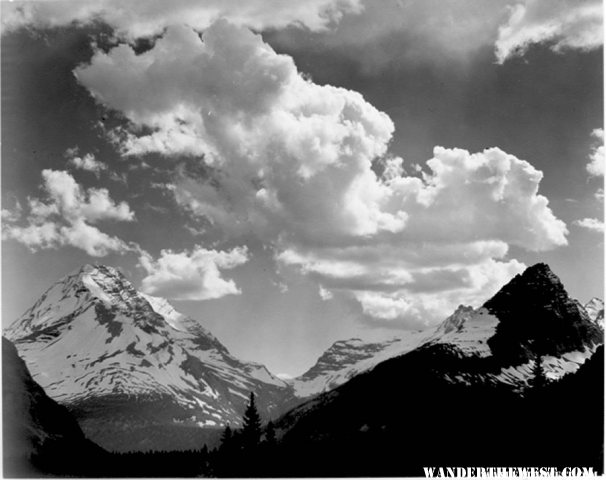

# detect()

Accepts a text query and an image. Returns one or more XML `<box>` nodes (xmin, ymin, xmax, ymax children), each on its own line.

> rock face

<box><xmin>585</xmin><ymin>297</ymin><xmax>604</xmax><ymax>329</ymax></box>
<box><xmin>4</xmin><ymin>264</ymin><xmax>294</xmax><ymax>452</ymax></box>
<box><xmin>484</xmin><ymin>263</ymin><xmax>603</xmax><ymax>364</ymax></box>
<box><xmin>419</xmin><ymin>263</ymin><xmax>602</xmax><ymax>387</ymax></box>
<box><xmin>2</xmin><ymin>337</ymin><xmax>106</xmax><ymax>477</ymax></box>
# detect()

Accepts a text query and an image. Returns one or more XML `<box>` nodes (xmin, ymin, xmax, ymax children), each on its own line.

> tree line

<box><xmin>101</xmin><ymin>391</ymin><xmax>278</xmax><ymax>477</ymax></box>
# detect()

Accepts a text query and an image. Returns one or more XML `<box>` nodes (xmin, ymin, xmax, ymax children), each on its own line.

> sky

<box><xmin>1</xmin><ymin>0</ymin><xmax>604</xmax><ymax>377</ymax></box>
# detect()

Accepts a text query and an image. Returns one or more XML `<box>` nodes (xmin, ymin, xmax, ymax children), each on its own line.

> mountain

<box><xmin>289</xmin><ymin>332</ymin><xmax>430</xmax><ymax>397</ymax></box>
<box><xmin>290</xmin><ymin>264</ymin><xmax>602</xmax><ymax>395</ymax></box>
<box><xmin>265</xmin><ymin>263</ymin><xmax>604</xmax><ymax>476</ymax></box>
<box><xmin>5</xmin><ymin>262</ymin><xmax>602</xmax><ymax>456</ymax></box>
<box><xmin>585</xmin><ymin>297</ymin><xmax>604</xmax><ymax>328</ymax></box>
<box><xmin>483</xmin><ymin>263</ymin><xmax>602</xmax><ymax>361</ymax></box>
<box><xmin>2</xmin><ymin>336</ymin><xmax>107</xmax><ymax>477</ymax></box>
<box><xmin>268</xmin><ymin>344</ymin><xmax>605</xmax><ymax>477</ymax></box>
<box><xmin>4</xmin><ymin>264</ymin><xmax>294</xmax><ymax>452</ymax></box>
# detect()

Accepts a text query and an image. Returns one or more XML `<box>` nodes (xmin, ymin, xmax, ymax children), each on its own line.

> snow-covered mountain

<box><xmin>424</xmin><ymin>262</ymin><xmax>603</xmax><ymax>388</ymax></box>
<box><xmin>4</xmin><ymin>264</ymin><xmax>293</xmax><ymax>451</ymax></box>
<box><xmin>290</xmin><ymin>263</ymin><xmax>603</xmax><ymax>395</ymax></box>
<box><xmin>5</xmin><ymin>262</ymin><xmax>602</xmax><ymax>451</ymax></box>
<box><xmin>585</xmin><ymin>297</ymin><xmax>604</xmax><ymax>329</ymax></box>
<box><xmin>290</xmin><ymin>333</ymin><xmax>430</xmax><ymax>397</ymax></box>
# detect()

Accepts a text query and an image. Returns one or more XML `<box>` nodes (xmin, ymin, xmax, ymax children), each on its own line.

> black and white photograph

<box><xmin>1</xmin><ymin>0</ymin><xmax>604</xmax><ymax>477</ymax></box>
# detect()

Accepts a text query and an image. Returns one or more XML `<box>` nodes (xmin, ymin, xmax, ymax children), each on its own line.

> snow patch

<box><xmin>429</xmin><ymin>307</ymin><xmax>498</xmax><ymax>357</ymax></box>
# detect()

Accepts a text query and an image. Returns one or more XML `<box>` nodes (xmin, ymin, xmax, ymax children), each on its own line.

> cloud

<box><xmin>349</xmin><ymin>259</ymin><xmax>526</xmax><ymax>326</ymax></box>
<box><xmin>267</xmin><ymin>0</ymin><xmax>510</xmax><ymax>71</ymax></box>
<box><xmin>1</xmin><ymin>201</ymin><xmax>22</xmax><ymax>223</ymax></box>
<box><xmin>574</xmin><ymin>217</ymin><xmax>605</xmax><ymax>233</ymax></box>
<box><xmin>41</xmin><ymin>169</ymin><xmax>134</xmax><ymax>223</ymax></box>
<box><xmin>3</xmin><ymin>0</ymin><xmax>600</xmax><ymax>75</ymax></box>
<box><xmin>2</xmin><ymin>169</ymin><xmax>135</xmax><ymax>256</ymax></box>
<box><xmin>73</xmin><ymin>20</ymin><xmax>568</xmax><ymax>326</ymax></box>
<box><xmin>269</xmin><ymin>0</ymin><xmax>601</xmax><ymax>72</ymax></box>
<box><xmin>274</xmin><ymin>281</ymin><xmax>289</xmax><ymax>294</ymax></box>
<box><xmin>496</xmin><ymin>0</ymin><xmax>603</xmax><ymax>63</ymax></box>
<box><xmin>587</xmin><ymin>128</ymin><xmax>604</xmax><ymax>177</ymax></box>
<box><xmin>318</xmin><ymin>285</ymin><xmax>334</xmax><ymax>301</ymax></box>
<box><xmin>2</xmin><ymin>0</ymin><xmax>362</xmax><ymax>39</ymax></box>
<box><xmin>138</xmin><ymin>245</ymin><xmax>249</xmax><ymax>300</ymax></box>
<box><xmin>67</xmin><ymin>151</ymin><xmax>107</xmax><ymax>175</ymax></box>
<box><xmin>75</xmin><ymin>21</ymin><xmax>403</xmax><ymax>241</ymax></box>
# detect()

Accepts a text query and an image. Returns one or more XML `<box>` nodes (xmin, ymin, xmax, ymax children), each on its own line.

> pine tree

<box><xmin>265</xmin><ymin>420</ymin><xmax>277</xmax><ymax>446</ymax></box>
<box><xmin>241</xmin><ymin>392</ymin><xmax>262</xmax><ymax>447</ymax></box>
<box><xmin>533</xmin><ymin>354</ymin><xmax>547</xmax><ymax>389</ymax></box>
<box><xmin>220</xmin><ymin>424</ymin><xmax>233</xmax><ymax>447</ymax></box>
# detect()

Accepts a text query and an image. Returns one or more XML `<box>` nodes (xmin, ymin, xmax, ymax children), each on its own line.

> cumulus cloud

<box><xmin>349</xmin><ymin>259</ymin><xmax>526</xmax><ymax>325</ymax></box>
<box><xmin>75</xmin><ymin>22</ymin><xmax>403</xmax><ymax>241</ymax></box>
<box><xmin>2</xmin><ymin>0</ymin><xmax>362</xmax><ymax>39</ymax></box>
<box><xmin>74</xmin><ymin>20</ymin><xmax>568</xmax><ymax>326</ymax></box>
<box><xmin>2</xmin><ymin>169</ymin><xmax>135</xmax><ymax>256</ymax></box>
<box><xmin>139</xmin><ymin>245</ymin><xmax>249</xmax><ymax>300</ymax></box>
<box><xmin>587</xmin><ymin>128</ymin><xmax>604</xmax><ymax>177</ymax></box>
<box><xmin>1</xmin><ymin>201</ymin><xmax>22</xmax><ymax>223</ymax></box>
<box><xmin>67</xmin><ymin>151</ymin><xmax>107</xmax><ymax>175</ymax></box>
<box><xmin>496</xmin><ymin>0</ymin><xmax>603</xmax><ymax>63</ymax></box>
<box><xmin>574</xmin><ymin>217</ymin><xmax>605</xmax><ymax>233</ymax></box>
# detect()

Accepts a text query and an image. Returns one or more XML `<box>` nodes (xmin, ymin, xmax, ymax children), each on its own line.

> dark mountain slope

<box><xmin>2</xmin><ymin>337</ymin><xmax>107</xmax><ymax>477</ymax></box>
<box><xmin>265</xmin><ymin>264</ymin><xmax>603</xmax><ymax>477</ymax></box>
<box><xmin>526</xmin><ymin>345</ymin><xmax>604</xmax><ymax>469</ymax></box>
<box><xmin>269</xmin><ymin>341</ymin><xmax>603</xmax><ymax>477</ymax></box>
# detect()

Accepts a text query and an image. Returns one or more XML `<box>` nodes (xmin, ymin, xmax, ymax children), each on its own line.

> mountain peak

<box><xmin>483</xmin><ymin>262</ymin><xmax>567</xmax><ymax>314</ymax></box>
<box><xmin>5</xmin><ymin>264</ymin><xmax>292</xmax><ymax>451</ymax></box>
<box><xmin>75</xmin><ymin>263</ymin><xmax>128</xmax><ymax>286</ymax></box>
<box><xmin>525</xmin><ymin>262</ymin><xmax>553</xmax><ymax>273</ymax></box>
<box><xmin>76</xmin><ymin>264</ymin><xmax>143</xmax><ymax>308</ymax></box>
<box><xmin>483</xmin><ymin>262</ymin><xmax>602</xmax><ymax>362</ymax></box>
<box><xmin>517</xmin><ymin>262</ymin><xmax>560</xmax><ymax>284</ymax></box>
<box><xmin>4</xmin><ymin>263</ymin><xmax>149</xmax><ymax>342</ymax></box>
<box><xmin>72</xmin><ymin>263</ymin><xmax>121</xmax><ymax>278</ymax></box>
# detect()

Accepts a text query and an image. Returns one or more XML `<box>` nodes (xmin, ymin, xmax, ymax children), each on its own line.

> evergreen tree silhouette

<box><xmin>532</xmin><ymin>354</ymin><xmax>548</xmax><ymax>390</ymax></box>
<box><xmin>265</xmin><ymin>420</ymin><xmax>277</xmax><ymax>446</ymax></box>
<box><xmin>220</xmin><ymin>424</ymin><xmax>233</xmax><ymax>446</ymax></box>
<box><xmin>241</xmin><ymin>392</ymin><xmax>262</xmax><ymax>448</ymax></box>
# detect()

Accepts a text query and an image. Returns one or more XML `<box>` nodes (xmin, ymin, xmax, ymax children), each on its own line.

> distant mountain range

<box><xmin>3</xmin><ymin>262</ymin><xmax>604</xmax><ymax>456</ymax></box>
